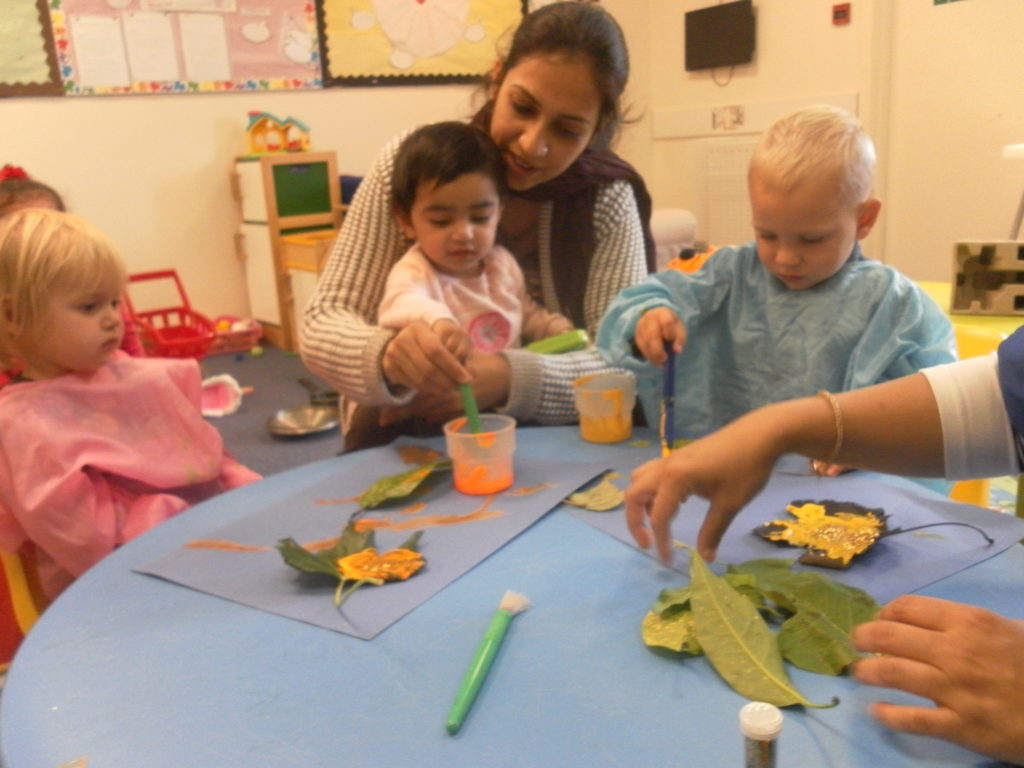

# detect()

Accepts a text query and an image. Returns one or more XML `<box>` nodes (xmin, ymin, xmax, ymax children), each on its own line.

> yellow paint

<box><xmin>579</xmin><ymin>386</ymin><xmax>631</xmax><ymax>442</ymax></box>
<box><xmin>580</xmin><ymin>413</ymin><xmax>632</xmax><ymax>443</ymax></box>
<box><xmin>574</xmin><ymin>374</ymin><xmax>634</xmax><ymax>443</ymax></box>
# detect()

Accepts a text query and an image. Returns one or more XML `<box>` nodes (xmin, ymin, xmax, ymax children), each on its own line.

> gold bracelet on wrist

<box><xmin>816</xmin><ymin>390</ymin><xmax>844</xmax><ymax>465</ymax></box>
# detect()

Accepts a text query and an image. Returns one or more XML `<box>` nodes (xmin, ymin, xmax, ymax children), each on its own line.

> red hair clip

<box><xmin>0</xmin><ymin>165</ymin><xmax>30</xmax><ymax>181</ymax></box>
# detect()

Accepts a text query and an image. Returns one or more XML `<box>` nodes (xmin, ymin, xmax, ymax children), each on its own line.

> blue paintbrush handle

<box><xmin>661</xmin><ymin>341</ymin><xmax>676</xmax><ymax>456</ymax></box>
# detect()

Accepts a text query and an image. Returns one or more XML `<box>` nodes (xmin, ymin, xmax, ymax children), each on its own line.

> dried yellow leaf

<box><xmin>336</xmin><ymin>547</ymin><xmax>425</xmax><ymax>585</ymax></box>
<box><xmin>565</xmin><ymin>475</ymin><xmax>624</xmax><ymax>511</ymax></box>
<box><xmin>760</xmin><ymin>502</ymin><xmax>884</xmax><ymax>566</ymax></box>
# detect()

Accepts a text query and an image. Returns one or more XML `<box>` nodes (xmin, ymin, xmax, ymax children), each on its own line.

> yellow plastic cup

<box><xmin>443</xmin><ymin>414</ymin><xmax>517</xmax><ymax>495</ymax></box>
<box><xmin>572</xmin><ymin>373</ymin><xmax>636</xmax><ymax>443</ymax></box>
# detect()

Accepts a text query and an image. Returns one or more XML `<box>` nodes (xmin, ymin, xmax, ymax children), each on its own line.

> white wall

<box><xmin>642</xmin><ymin>0</ymin><xmax>888</xmax><ymax>252</ymax></box>
<box><xmin>639</xmin><ymin>0</ymin><xmax>1024</xmax><ymax>281</ymax></box>
<box><xmin>885</xmin><ymin>0</ymin><xmax>1024</xmax><ymax>280</ymax></box>
<box><xmin>0</xmin><ymin>86</ymin><xmax>475</xmax><ymax>317</ymax></box>
<box><xmin>2</xmin><ymin>0</ymin><xmax>1022</xmax><ymax>319</ymax></box>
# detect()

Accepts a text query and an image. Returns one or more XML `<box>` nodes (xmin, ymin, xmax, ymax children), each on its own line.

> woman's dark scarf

<box><xmin>471</xmin><ymin>104</ymin><xmax>656</xmax><ymax>328</ymax></box>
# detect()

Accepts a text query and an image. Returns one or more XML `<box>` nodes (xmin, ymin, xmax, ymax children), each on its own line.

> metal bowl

<box><xmin>266</xmin><ymin>405</ymin><xmax>340</xmax><ymax>437</ymax></box>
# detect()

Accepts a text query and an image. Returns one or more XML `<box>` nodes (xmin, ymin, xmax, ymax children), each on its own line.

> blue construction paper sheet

<box><xmin>137</xmin><ymin>444</ymin><xmax>607</xmax><ymax>640</ymax></box>
<box><xmin>568</xmin><ymin>453</ymin><xmax>1024</xmax><ymax>603</ymax></box>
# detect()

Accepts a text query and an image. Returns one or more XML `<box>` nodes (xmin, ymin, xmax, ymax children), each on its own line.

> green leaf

<box><xmin>726</xmin><ymin>558</ymin><xmax>798</xmax><ymax>580</ymax></box>
<box><xmin>773</xmin><ymin>575</ymin><xmax>879</xmax><ymax>675</ymax></box>
<box><xmin>276</xmin><ymin>538</ymin><xmax>343</xmax><ymax>578</ymax></box>
<box><xmin>653</xmin><ymin>585</ymin><xmax>692</xmax><ymax>615</ymax></box>
<box><xmin>687</xmin><ymin>547</ymin><xmax>837</xmax><ymax>708</ymax></box>
<box><xmin>398</xmin><ymin>530</ymin><xmax>424</xmax><ymax>553</ymax></box>
<box><xmin>358</xmin><ymin>460</ymin><xmax>452</xmax><ymax>509</ymax></box>
<box><xmin>564</xmin><ymin>475</ymin><xmax>624</xmax><ymax>511</ymax></box>
<box><xmin>331</xmin><ymin>522</ymin><xmax>376</xmax><ymax>558</ymax></box>
<box><xmin>759</xmin><ymin>571</ymin><xmax>876</xmax><ymax>617</ymax></box>
<box><xmin>642</xmin><ymin>609</ymin><xmax>703</xmax><ymax>654</ymax></box>
<box><xmin>777</xmin><ymin>605</ymin><xmax>862</xmax><ymax>676</ymax></box>
<box><xmin>276</xmin><ymin>522</ymin><xmax>379</xmax><ymax>579</ymax></box>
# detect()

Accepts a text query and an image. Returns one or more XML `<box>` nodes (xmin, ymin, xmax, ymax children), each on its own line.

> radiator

<box><xmin>702</xmin><ymin>136</ymin><xmax>758</xmax><ymax>248</ymax></box>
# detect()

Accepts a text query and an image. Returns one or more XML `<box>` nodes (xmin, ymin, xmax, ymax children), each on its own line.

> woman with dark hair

<box><xmin>301</xmin><ymin>2</ymin><xmax>655</xmax><ymax>448</ymax></box>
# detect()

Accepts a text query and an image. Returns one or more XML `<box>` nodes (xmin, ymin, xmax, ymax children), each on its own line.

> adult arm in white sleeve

<box><xmin>921</xmin><ymin>355</ymin><xmax>1019</xmax><ymax>479</ymax></box>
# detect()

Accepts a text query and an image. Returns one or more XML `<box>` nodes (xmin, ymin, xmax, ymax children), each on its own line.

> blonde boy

<box><xmin>597</xmin><ymin>105</ymin><xmax>955</xmax><ymax>448</ymax></box>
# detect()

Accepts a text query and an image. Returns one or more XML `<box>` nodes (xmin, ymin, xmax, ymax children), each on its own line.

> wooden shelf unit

<box><xmin>232</xmin><ymin>151</ymin><xmax>340</xmax><ymax>351</ymax></box>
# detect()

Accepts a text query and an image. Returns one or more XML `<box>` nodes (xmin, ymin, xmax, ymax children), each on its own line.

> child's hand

<box><xmin>547</xmin><ymin>316</ymin><xmax>575</xmax><ymax>336</ymax></box>
<box><xmin>635</xmin><ymin>307</ymin><xmax>686</xmax><ymax>365</ymax></box>
<box><xmin>432</xmin><ymin>319</ymin><xmax>472</xmax><ymax>364</ymax></box>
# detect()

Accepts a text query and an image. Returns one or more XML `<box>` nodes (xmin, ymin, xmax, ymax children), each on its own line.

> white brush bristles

<box><xmin>500</xmin><ymin>590</ymin><xmax>531</xmax><ymax>615</ymax></box>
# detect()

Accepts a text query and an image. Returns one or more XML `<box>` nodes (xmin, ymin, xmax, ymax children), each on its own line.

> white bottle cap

<box><xmin>739</xmin><ymin>701</ymin><xmax>783</xmax><ymax>741</ymax></box>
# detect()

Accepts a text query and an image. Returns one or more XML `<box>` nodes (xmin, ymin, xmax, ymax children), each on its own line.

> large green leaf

<box><xmin>688</xmin><ymin>548</ymin><xmax>837</xmax><ymax>708</ymax></box>
<box><xmin>774</xmin><ymin>574</ymin><xmax>879</xmax><ymax>675</ymax></box>
<box><xmin>757</xmin><ymin>571</ymin><xmax>877</xmax><ymax>617</ymax></box>
<box><xmin>777</xmin><ymin>605</ymin><xmax>862</xmax><ymax>675</ymax></box>
<box><xmin>358</xmin><ymin>460</ymin><xmax>452</xmax><ymax>509</ymax></box>
<box><xmin>652</xmin><ymin>574</ymin><xmax>769</xmax><ymax>622</ymax></box>
<box><xmin>727</xmin><ymin>558</ymin><xmax>798</xmax><ymax>579</ymax></box>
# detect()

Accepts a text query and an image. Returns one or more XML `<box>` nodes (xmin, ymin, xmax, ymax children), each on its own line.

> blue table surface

<box><xmin>2</xmin><ymin>427</ymin><xmax>1020</xmax><ymax>768</ymax></box>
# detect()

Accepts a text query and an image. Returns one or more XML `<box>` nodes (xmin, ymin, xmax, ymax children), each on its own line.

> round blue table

<box><xmin>2</xmin><ymin>427</ymin><xmax>1019</xmax><ymax>767</ymax></box>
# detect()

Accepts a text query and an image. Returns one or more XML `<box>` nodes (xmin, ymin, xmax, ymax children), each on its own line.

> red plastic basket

<box><xmin>124</xmin><ymin>270</ymin><xmax>216</xmax><ymax>360</ymax></box>
<box><xmin>208</xmin><ymin>315</ymin><xmax>263</xmax><ymax>355</ymax></box>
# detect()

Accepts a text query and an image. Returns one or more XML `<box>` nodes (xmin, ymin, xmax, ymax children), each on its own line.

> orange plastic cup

<box><xmin>443</xmin><ymin>414</ymin><xmax>516</xmax><ymax>495</ymax></box>
<box><xmin>572</xmin><ymin>373</ymin><xmax>636</xmax><ymax>443</ymax></box>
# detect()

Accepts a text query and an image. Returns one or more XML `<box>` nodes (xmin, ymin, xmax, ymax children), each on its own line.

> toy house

<box><xmin>951</xmin><ymin>240</ymin><xmax>1024</xmax><ymax>315</ymax></box>
<box><xmin>245</xmin><ymin>112</ymin><xmax>311</xmax><ymax>155</ymax></box>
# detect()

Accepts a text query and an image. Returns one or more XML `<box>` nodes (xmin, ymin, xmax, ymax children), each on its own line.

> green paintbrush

<box><xmin>446</xmin><ymin>590</ymin><xmax>531</xmax><ymax>735</ymax></box>
<box><xmin>458</xmin><ymin>382</ymin><xmax>483</xmax><ymax>433</ymax></box>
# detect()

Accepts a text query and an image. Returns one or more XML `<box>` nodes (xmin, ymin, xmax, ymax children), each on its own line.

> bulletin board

<box><xmin>0</xmin><ymin>0</ymin><xmax>63</xmax><ymax>95</ymax></box>
<box><xmin>1</xmin><ymin>0</ymin><xmax>322</xmax><ymax>96</ymax></box>
<box><xmin>320</xmin><ymin>0</ymin><xmax>525</xmax><ymax>86</ymax></box>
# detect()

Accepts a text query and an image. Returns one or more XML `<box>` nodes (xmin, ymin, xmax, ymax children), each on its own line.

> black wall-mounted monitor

<box><xmin>685</xmin><ymin>0</ymin><xmax>756</xmax><ymax>72</ymax></box>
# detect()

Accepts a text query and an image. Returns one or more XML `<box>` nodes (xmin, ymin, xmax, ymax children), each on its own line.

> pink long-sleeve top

<box><xmin>0</xmin><ymin>353</ymin><xmax>260</xmax><ymax>598</ymax></box>
<box><xmin>377</xmin><ymin>244</ymin><xmax>572</xmax><ymax>352</ymax></box>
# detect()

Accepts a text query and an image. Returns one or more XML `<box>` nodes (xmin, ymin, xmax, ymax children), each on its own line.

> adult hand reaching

<box><xmin>623</xmin><ymin>408</ymin><xmax>782</xmax><ymax>564</ymax></box>
<box><xmin>382</xmin><ymin>320</ymin><xmax>470</xmax><ymax>396</ymax></box>
<box><xmin>853</xmin><ymin>594</ymin><xmax>1024</xmax><ymax>765</ymax></box>
<box><xmin>432</xmin><ymin>319</ymin><xmax>473</xmax><ymax>365</ymax></box>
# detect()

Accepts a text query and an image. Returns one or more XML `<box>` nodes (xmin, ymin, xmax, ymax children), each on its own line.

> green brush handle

<box><xmin>458</xmin><ymin>382</ymin><xmax>483</xmax><ymax>433</ymax></box>
<box><xmin>445</xmin><ymin>609</ymin><xmax>512</xmax><ymax>734</ymax></box>
<box><xmin>525</xmin><ymin>329</ymin><xmax>589</xmax><ymax>354</ymax></box>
